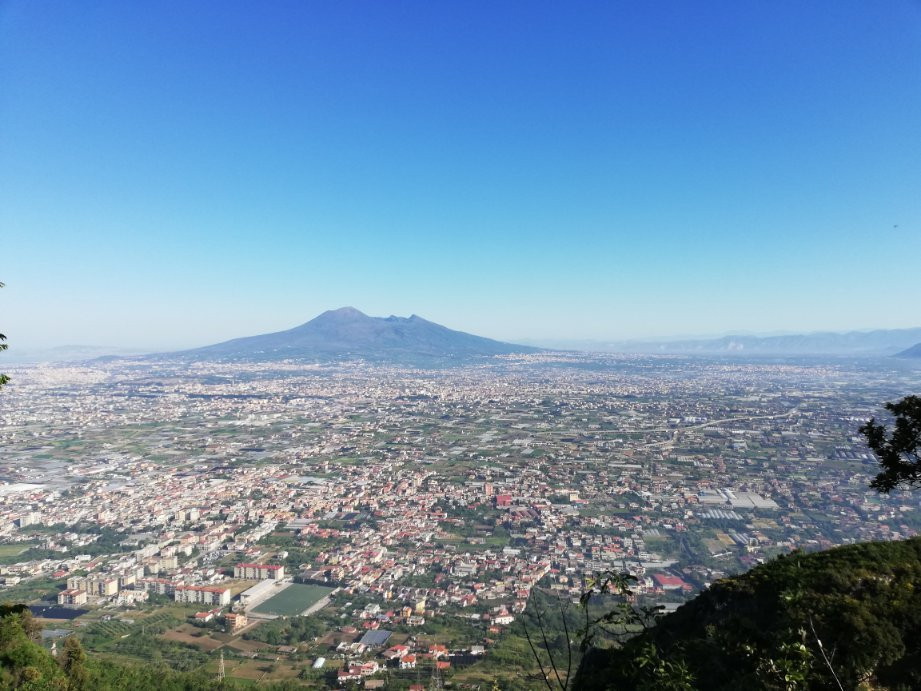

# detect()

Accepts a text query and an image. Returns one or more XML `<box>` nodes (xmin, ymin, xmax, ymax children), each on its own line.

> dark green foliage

<box><xmin>0</xmin><ymin>604</ymin><xmax>66</xmax><ymax>689</ymax></box>
<box><xmin>575</xmin><ymin>538</ymin><xmax>921</xmax><ymax>690</ymax></box>
<box><xmin>0</xmin><ymin>281</ymin><xmax>8</xmax><ymax>390</ymax></box>
<box><xmin>861</xmin><ymin>395</ymin><xmax>921</xmax><ymax>493</ymax></box>
<box><xmin>61</xmin><ymin>637</ymin><xmax>88</xmax><ymax>690</ymax></box>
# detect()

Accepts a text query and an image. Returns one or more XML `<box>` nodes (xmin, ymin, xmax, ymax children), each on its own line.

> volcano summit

<box><xmin>173</xmin><ymin>307</ymin><xmax>540</xmax><ymax>364</ymax></box>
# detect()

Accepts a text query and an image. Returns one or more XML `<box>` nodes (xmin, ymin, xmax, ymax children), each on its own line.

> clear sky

<box><xmin>2</xmin><ymin>1</ymin><xmax>920</xmax><ymax>350</ymax></box>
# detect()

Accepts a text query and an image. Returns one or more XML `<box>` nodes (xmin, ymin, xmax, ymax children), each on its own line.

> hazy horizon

<box><xmin>5</xmin><ymin>304</ymin><xmax>921</xmax><ymax>357</ymax></box>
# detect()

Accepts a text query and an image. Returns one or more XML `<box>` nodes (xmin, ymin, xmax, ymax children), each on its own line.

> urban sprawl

<box><xmin>0</xmin><ymin>353</ymin><xmax>919</xmax><ymax>687</ymax></box>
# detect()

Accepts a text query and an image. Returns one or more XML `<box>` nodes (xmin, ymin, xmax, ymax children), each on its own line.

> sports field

<box><xmin>251</xmin><ymin>584</ymin><xmax>333</xmax><ymax>616</ymax></box>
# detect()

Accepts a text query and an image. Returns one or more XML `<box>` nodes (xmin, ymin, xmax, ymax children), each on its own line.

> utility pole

<box><xmin>218</xmin><ymin>649</ymin><xmax>225</xmax><ymax>682</ymax></box>
<box><xmin>430</xmin><ymin>659</ymin><xmax>443</xmax><ymax>691</ymax></box>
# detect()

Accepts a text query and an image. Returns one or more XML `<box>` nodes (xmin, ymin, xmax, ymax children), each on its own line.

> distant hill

<box><xmin>3</xmin><ymin>345</ymin><xmax>150</xmax><ymax>364</ymax></box>
<box><xmin>576</xmin><ymin>537</ymin><xmax>921</xmax><ymax>690</ymax></box>
<box><xmin>171</xmin><ymin>307</ymin><xmax>541</xmax><ymax>364</ymax></box>
<box><xmin>897</xmin><ymin>342</ymin><xmax>921</xmax><ymax>358</ymax></box>
<box><xmin>540</xmin><ymin>327</ymin><xmax>921</xmax><ymax>356</ymax></box>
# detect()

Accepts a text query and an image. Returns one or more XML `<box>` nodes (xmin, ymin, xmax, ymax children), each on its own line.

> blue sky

<box><xmin>2</xmin><ymin>1</ymin><xmax>920</xmax><ymax>349</ymax></box>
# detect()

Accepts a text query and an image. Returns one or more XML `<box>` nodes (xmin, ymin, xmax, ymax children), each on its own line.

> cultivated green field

<box><xmin>251</xmin><ymin>584</ymin><xmax>333</xmax><ymax>616</ymax></box>
<box><xmin>0</xmin><ymin>544</ymin><xmax>33</xmax><ymax>557</ymax></box>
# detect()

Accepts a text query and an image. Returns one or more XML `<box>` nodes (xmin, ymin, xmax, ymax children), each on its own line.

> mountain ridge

<box><xmin>533</xmin><ymin>326</ymin><xmax>921</xmax><ymax>356</ymax></box>
<box><xmin>897</xmin><ymin>342</ymin><xmax>921</xmax><ymax>358</ymax></box>
<box><xmin>171</xmin><ymin>307</ymin><xmax>541</xmax><ymax>364</ymax></box>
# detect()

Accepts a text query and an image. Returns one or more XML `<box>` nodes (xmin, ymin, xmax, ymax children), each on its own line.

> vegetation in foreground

<box><xmin>575</xmin><ymin>537</ymin><xmax>921</xmax><ymax>690</ymax></box>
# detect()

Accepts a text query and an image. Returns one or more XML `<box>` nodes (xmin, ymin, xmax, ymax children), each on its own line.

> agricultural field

<box><xmin>225</xmin><ymin>636</ymin><xmax>271</xmax><ymax>655</ymax></box>
<box><xmin>81</xmin><ymin>609</ymin><xmax>182</xmax><ymax>645</ymax></box>
<box><xmin>250</xmin><ymin>584</ymin><xmax>333</xmax><ymax>617</ymax></box>
<box><xmin>161</xmin><ymin>624</ymin><xmax>225</xmax><ymax>651</ymax></box>
<box><xmin>223</xmin><ymin>658</ymin><xmax>309</xmax><ymax>682</ymax></box>
<box><xmin>0</xmin><ymin>543</ymin><xmax>33</xmax><ymax>557</ymax></box>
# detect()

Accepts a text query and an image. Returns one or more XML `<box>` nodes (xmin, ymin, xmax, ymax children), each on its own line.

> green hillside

<box><xmin>575</xmin><ymin>537</ymin><xmax>921</xmax><ymax>690</ymax></box>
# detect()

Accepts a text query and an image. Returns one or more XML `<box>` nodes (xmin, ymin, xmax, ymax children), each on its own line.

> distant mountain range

<box><xmin>172</xmin><ymin>307</ymin><xmax>541</xmax><ymax>364</ymax></box>
<box><xmin>897</xmin><ymin>342</ymin><xmax>921</xmax><ymax>358</ymax></box>
<box><xmin>534</xmin><ymin>327</ymin><xmax>921</xmax><ymax>356</ymax></box>
<box><xmin>15</xmin><ymin>318</ymin><xmax>921</xmax><ymax>365</ymax></box>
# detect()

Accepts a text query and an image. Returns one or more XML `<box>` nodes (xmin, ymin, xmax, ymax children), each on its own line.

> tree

<box><xmin>0</xmin><ymin>604</ymin><xmax>41</xmax><ymax>641</ymax></box>
<box><xmin>521</xmin><ymin>570</ymin><xmax>692</xmax><ymax>691</ymax></box>
<box><xmin>0</xmin><ymin>281</ymin><xmax>8</xmax><ymax>390</ymax></box>
<box><xmin>860</xmin><ymin>395</ymin><xmax>921</xmax><ymax>493</ymax></box>
<box><xmin>61</xmin><ymin>636</ymin><xmax>89</xmax><ymax>690</ymax></box>
<box><xmin>0</xmin><ymin>606</ymin><xmax>66</xmax><ymax>689</ymax></box>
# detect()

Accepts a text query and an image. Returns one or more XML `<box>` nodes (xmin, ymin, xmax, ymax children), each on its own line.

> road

<box><xmin>640</xmin><ymin>408</ymin><xmax>800</xmax><ymax>449</ymax></box>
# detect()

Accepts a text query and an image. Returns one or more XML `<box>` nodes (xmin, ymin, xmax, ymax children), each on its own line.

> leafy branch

<box><xmin>860</xmin><ymin>395</ymin><xmax>921</xmax><ymax>492</ymax></box>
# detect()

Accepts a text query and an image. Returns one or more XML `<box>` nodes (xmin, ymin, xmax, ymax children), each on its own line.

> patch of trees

<box><xmin>243</xmin><ymin>615</ymin><xmax>324</xmax><ymax>646</ymax></box>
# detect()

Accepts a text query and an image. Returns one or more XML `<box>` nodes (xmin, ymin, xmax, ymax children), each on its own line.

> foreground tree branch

<box><xmin>860</xmin><ymin>395</ymin><xmax>921</xmax><ymax>493</ymax></box>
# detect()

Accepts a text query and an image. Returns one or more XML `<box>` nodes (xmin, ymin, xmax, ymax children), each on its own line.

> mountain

<box><xmin>897</xmin><ymin>342</ymin><xmax>921</xmax><ymax>358</ymax></box>
<box><xmin>537</xmin><ymin>327</ymin><xmax>921</xmax><ymax>356</ymax></box>
<box><xmin>576</xmin><ymin>537</ymin><xmax>921</xmax><ymax>690</ymax></box>
<box><xmin>172</xmin><ymin>307</ymin><xmax>541</xmax><ymax>364</ymax></box>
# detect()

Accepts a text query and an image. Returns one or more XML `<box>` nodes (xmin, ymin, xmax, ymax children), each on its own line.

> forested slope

<box><xmin>576</xmin><ymin>537</ymin><xmax>921</xmax><ymax>690</ymax></box>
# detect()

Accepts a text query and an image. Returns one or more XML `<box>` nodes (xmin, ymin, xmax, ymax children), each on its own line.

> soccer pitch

<box><xmin>250</xmin><ymin>584</ymin><xmax>334</xmax><ymax>616</ymax></box>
